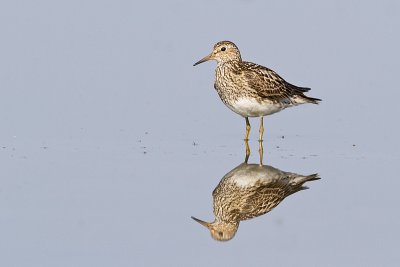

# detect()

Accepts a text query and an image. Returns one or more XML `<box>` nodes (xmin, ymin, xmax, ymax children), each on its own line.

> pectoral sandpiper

<box><xmin>191</xmin><ymin>159</ymin><xmax>320</xmax><ymax>241</ymax></box>
<box><xmin>194</xmin><ymin>41</ymin><xmax>321</xmax><ymax>141</ymax></box>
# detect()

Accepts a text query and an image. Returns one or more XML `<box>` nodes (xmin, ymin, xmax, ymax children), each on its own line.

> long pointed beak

<box><xmin>191</xmin><ymin>216</ymin><xmax>210</xmax><ymax>228</ymax></box>
<box><xmin>193</xmin><ymin>53</ymin><xmax>213</xmax><ymax>66</ymax></box>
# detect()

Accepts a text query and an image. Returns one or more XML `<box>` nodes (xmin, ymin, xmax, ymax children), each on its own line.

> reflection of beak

<box><xmin>191</xmin><ymin>216</ymin><xmax>210</xmax><ymax>228</ymax></box>
<box><xmin>193</xmin><ymin>53</ymin><xmax>213</xmax><ymax>66</ymax></box>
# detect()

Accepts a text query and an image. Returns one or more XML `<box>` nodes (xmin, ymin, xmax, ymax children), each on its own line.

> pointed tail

<box><xmin>288</xmin><ymin>174</ymin><xmax>320</xmax><ymax>195</ymax></box>
<box><xmin>301</xmin><ymin>95</ymin><xmax>322</xmax><ymax>104</ymax></box>
<box><xmin>288</xmin><ymin>83</ymin><xmax>322</xmax><ymax>104</ymax></box>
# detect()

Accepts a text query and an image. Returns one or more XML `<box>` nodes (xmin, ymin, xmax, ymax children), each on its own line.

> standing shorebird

<box><xmin>194</xmin><ymin>41</ymin><xmax>321</xmax><ymax>141</ymax></box>
<box><xmin>191</xmin><ymin>161</ymin><xmax>320</xmax><ymax>241</ymax></box>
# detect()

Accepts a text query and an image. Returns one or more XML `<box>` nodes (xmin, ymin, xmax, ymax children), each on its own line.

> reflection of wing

<box><xmin>238</xmin><ymin>181</ymin><xmax>288</xmax><ymax>221</ymax></box>
<box><xmin>232</xmin><ymin>62</ymin><xmax>318</xmax><ymax>104</ymax></box>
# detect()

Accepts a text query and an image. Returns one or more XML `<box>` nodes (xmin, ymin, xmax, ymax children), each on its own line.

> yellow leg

<box><xmin>259</xmin><ymin>116</ymin><xmax>264</xmax><ymax>141</ymax></box>
<box><xmin>245</xmin><ymin>117</ymin><xmax>251</xmax><ymax>141</ymax></box>
<box><xmin>258</xmin><ymin>140</ymin><xmax>264</xmax><ymax>166</ymax></box>
<box><xmin>244</xmin><ymin>139</ymin><xmax>250</xmax><ymax>163</ymax></box>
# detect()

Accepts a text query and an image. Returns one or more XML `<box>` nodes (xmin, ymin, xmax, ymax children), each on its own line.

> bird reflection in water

<box><xmin>191</xmin><ymin>141</ymin><xmax>320</xmax><ymax>241</ymax></box>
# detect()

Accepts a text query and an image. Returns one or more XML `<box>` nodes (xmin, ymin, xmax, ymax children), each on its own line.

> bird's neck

<box><xmin>214</xmin><ymin>205</ymin><xmax>241</xmax><ymax>224</ymax></box>
<box><xmin>215</xmin><ymin>61</ymin><xmax>240</xmax><ymax>84</ymax></box>
<box><xmin>214</xmin><ymin>218</ymin><xmax>239</xmax><ymax>228</ymax></box>
<box><xmin>217</xmin><ymin>59</ymin><xmax>241</xmax><ymax>67</ymax></box>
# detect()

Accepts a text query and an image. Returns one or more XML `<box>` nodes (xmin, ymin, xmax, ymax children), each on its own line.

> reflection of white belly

<box><xmin>228</xmin><ymin>164</ymin><xmax>280</xmax><ymax>188</ymax></box>
<box><xmin>227</xmin><ymin>97</ymin><xmax>286</xmax><ymax>117</ymax></box>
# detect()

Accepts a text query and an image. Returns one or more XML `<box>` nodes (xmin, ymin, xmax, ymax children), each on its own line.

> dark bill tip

<box><xmin>193</xmin><ymin>54</ymin><xmax>212</xmax><ymax>66</ymax></box>
<box><xmin>191</xmin><ymin>216</ymin><xmax>209</xmax><ymax>228</ymax></box>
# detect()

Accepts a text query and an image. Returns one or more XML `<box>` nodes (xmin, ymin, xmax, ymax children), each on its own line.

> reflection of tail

<box><xmin>289</xmin><ymin>174</ymin><xmax>320</xmax><ymax>195</ymax></box>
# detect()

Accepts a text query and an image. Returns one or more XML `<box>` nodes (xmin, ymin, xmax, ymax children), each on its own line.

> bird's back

<box><xmin>214</xmin><ymin>61</ymin><xmax>320</xmax><ymax>110</ymax></box>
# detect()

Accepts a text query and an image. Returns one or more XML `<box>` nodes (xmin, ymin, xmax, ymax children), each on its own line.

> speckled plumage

<box><xmin>214</xmin><ymin>60</ymin><xmax>319</xmax><ymax>110</ymax></box>
<box><xmin>192</xmin><ymin>162</ymin><xmax>320</xmax><ymax>241</ymax></box>
<box><xmin>194</xmin><ymin>41</ymin><xmax>321</xmax><ymax>140</ymax></box>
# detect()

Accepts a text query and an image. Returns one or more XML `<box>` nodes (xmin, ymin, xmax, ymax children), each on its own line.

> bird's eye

<box><xmin>221</xmin><ymin>47</ymin><xmax>226</xmax><ymax>51</ymax></box>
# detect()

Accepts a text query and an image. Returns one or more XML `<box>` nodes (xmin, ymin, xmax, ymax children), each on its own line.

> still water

<box><xmin>1</xmin><ymin>0</ymin><xmax>400</xmax><ymax>266</ymax></box>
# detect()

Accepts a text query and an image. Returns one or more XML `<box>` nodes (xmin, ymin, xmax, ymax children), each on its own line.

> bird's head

<box><xmin>191</xmin><ymin>216</ymin><xmax>239</xmax><ymax>241</ymax></box>
<box><xmin>193</xmin><ymin>41</ymin><xmax>242</xmax><ymax>66</ymax></box>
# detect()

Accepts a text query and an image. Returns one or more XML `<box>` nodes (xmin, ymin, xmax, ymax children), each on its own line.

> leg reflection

<box><xmin>245</xmin><ymin>117</ymin><xmax>251</xmax><ymax>141</ymax></box>
<box><xmin>244</xmin><ymin>139</ymin><xmax>264</xmax><ymax>165</ymax></box>
<box><xmin>259</xmin><ymin>116</ymin><xmax>264</xmax><ymax>141</ymax></box>
<box><xmin>244</xmin><ymin>139</ymin><xmax>250</xmax><ymax>163</ymax></box>
<box><xmin>258</xmin><ymin>140</ymin><xmax>264</xmax><ymax>166</ymax></box>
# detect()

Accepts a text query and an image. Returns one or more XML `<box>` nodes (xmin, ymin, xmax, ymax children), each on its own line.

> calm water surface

<box><xmin>1</xmin><ymin>0</ymin><xmax>399</xmax><ymax>266</ymax></box>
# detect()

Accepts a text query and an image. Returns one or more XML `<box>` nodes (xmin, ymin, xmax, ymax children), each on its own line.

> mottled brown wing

<box><xmin>238</xmin><ymin>181</ymin><xmax>289</xmax><ymax>221</ymax></box>
<box><xmin>237</xmin><ymin>62</ymin><xmax>306</xmax><ymax>104</ymax></box>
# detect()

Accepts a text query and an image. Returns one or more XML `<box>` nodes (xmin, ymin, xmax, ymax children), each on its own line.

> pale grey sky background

<box><xmin>1</xmin><ymin>0</ymin><xmax>399</xmax><ymax>266</ymax></box>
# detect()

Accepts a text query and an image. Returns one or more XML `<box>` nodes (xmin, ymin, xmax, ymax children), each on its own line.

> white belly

<box><xmin>226</xmin><ymin>97</ymin><xmax>286</xmax><ymax>117</ymax></box>
<box><xmin>226</xmin><ymin>164</ymin><xmax>281</xmax><ymax>188</ymax></box>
